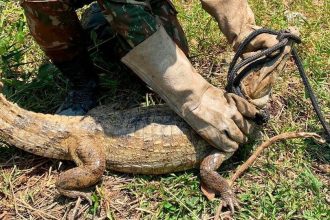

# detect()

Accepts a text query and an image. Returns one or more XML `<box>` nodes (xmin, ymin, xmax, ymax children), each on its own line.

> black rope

<box><xmin>226</xmin><ymin>28</ymin><xmax>330</xmax><ymax>140</ymax></box>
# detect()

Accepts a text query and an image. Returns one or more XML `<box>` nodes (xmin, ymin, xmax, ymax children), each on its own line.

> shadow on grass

<box><xmin>303</xmin><ymin>137</ymin><xmax>330</xmax><ymax>165</ymax></box>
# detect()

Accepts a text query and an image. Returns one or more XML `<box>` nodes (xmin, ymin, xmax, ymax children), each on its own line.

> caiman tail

<box><xmin>0</xmin><ymin>93</ymin><xmax>101</xmax><ymax>160</ymax></box>
<box><xmin>0</xmin><ymin>86</ymin><xmax>211</xmax><ymax>174</ymax></box>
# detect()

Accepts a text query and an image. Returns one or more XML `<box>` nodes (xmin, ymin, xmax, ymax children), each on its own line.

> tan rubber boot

<box><xmin>122</xmin><ymin>26</ymin><xmax>259</xmax><ymax>152</ymax></box>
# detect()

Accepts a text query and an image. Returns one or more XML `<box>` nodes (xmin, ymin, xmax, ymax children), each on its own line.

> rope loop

<box><xmin>226</xmin><ymin>28</ymin><xmax>330</xmax><ymax>139</ymax></box>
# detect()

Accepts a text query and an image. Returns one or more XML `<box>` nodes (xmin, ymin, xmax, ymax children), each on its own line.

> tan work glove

<box><xmin>122</xmin><ymin>26</ymin><xmax>259</xmax><ymax>152</ymax></box>
<box><xmin>200</xmin><ymin>0</ymin><xmax>278</xmax><ymax>52</ymax></box>
<box><xmin>200</xmin><ymin>0</ymin><xmax>295</xmax><ymax>108</ymax></box>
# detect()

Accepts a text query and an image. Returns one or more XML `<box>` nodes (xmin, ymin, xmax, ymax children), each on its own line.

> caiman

<box><xmin>0</xmin><ymin>85</ymin><xmax>244</xmax><ymax>211</ymax></box>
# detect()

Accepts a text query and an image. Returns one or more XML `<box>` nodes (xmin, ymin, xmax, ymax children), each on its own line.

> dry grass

<box><xmin>1</xmin><ymin>0</ymin><xmax>329</xmax><ymax>219</ymax></box>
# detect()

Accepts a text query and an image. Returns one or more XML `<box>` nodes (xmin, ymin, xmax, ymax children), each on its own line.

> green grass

<box><xmin>0</xmin><ymin>0</ymin><xmax>329</xmax><ymax>219</ymax></box>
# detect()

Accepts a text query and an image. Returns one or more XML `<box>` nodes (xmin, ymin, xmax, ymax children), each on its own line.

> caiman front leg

<box><xmin>56</xmin><ymin>136</ymin><xmax>106</xmax><ymax>204</ymax></box>
<box><xmin>200</xmin><ymin>150</ymin><xmax>238</xmax><ymax>213</ymax></box>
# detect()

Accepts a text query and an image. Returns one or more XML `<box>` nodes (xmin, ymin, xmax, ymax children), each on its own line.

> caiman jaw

<box><xmin>240</xmin><ymin>69</ymin><xmax>276</xmax><ymax>109</ymax></box>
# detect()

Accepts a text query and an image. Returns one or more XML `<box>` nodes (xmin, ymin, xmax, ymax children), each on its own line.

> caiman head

<box><xmin>239</xmin><ymin>46</ymin><xmax>291</xmax><ymax>109</ymax></box>
<box><xmin>239</xmin><ymin>28</ymin><xmax>299</xmax><ymax>109</ymax></box>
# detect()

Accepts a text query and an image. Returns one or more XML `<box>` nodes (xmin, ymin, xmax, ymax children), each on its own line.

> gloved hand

<box><xmin>122</xmin><ymin>26</ymin><xmax>258</xmax><ymax>152</ymax></box>
<box><xmin>200</xmin><ymin>0</ymin><xmax>295</xmax><ymax>108</ymax></box>
<box><xmin>185</xmin><ymin>86</ymin><xmax>258</xmax><ymax>151</ymax></box>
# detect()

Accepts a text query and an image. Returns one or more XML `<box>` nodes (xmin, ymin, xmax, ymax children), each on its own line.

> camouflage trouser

<box><xmin>20</xmin><ymin>0</ymin><xmax>189</xmax><ymax>63</ymax></box>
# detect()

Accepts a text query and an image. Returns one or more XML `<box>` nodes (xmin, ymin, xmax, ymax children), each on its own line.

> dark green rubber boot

<box><xmin>55</xmin><ymin>53</ymin><xmax>98</xmax><ymax>116</ymax></box>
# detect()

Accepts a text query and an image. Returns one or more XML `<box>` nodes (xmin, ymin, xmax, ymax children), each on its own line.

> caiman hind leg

<box><xmin>56</xmin><ymin>136</ymin><xmax>106</xmax><ymax>204</ymax></box>
<box><xmin>200</xmin><ymin>150</ymin><xmax>239</xmax><ymax>213</ymax></box>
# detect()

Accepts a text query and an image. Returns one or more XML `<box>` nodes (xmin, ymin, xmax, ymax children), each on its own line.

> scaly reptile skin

<box><xmin>0</xmin><ymin>93</ymin><xmax>237</xmax><ymax>209</ymax></box>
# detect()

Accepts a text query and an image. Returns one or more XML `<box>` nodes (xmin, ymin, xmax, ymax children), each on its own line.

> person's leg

<box><xmin>150</xmin><ymin>0</ymin><xmax>189</xmax><ymax>55</ymax></box>
<box><xmin>96</xmin><ymin>0</ymin><xmax>158</xmax><ymax>54</ymax></box>
<box><xmin>81</xmin><ymin>3</ymin><xmax>127</xmax><ymax>60</ymax></box>
<box><xmin>21</xmin><ymin>0</ymin><xmax>98</xmax><ymax>115</ymax></box>
<box><xmin>96</xmin><ymin>0</ymin><xmax>188</xmax><ymax>56</ymax></box>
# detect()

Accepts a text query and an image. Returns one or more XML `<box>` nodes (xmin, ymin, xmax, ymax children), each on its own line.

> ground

<box><xmin>0</xmin><ymin>0</ymin><xmax>329</xmax><ymax>219</ymax></box>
